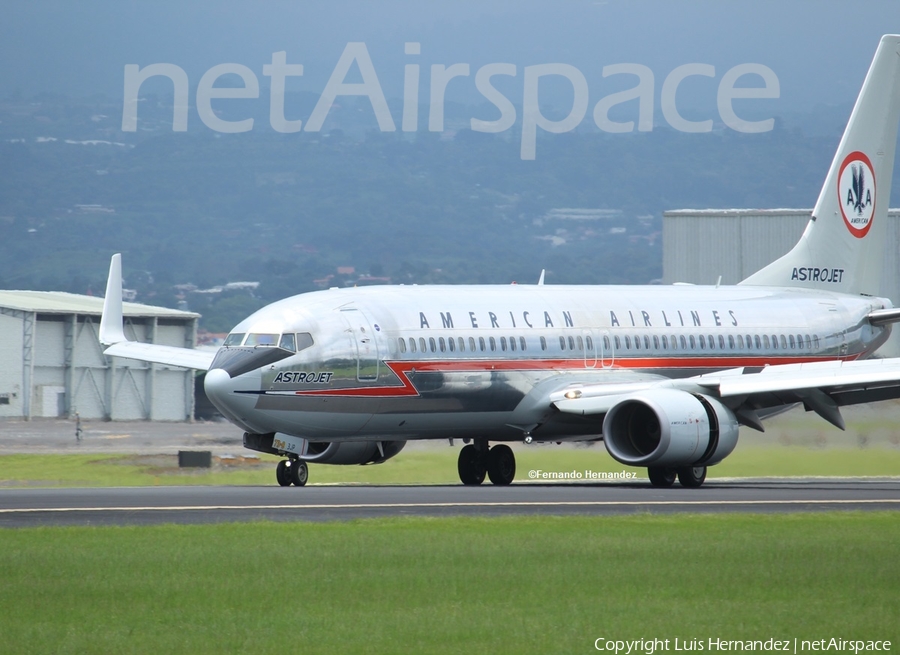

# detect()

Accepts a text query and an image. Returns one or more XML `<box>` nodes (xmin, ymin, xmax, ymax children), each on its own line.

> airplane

<box><xmin>99</xmin><ymin>35</ymin><xmax>900</xmax><ymax>489</ymax></box>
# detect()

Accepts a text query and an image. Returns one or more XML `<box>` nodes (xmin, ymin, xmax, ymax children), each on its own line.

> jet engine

<box><xmin>602</xmin><ymin>389</ymin><xmax>739</xmax><ymax>468</ymax></box>
<box><xmin>302</xmin><ymin>440</ymin><xmax>406</xmax><ymax>465</ymax></box>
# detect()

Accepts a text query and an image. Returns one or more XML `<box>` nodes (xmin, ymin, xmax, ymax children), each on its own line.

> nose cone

<box><xmin>204</xmin><ymin>368</ymin><xmax>265</xmax><ymax>434</ymax></box>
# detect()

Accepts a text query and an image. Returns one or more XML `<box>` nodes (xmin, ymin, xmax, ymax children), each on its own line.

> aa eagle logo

<box><xmin>838</xmin><ymin>151</ymin><xmax>876</xmax><ymax>238</ymax></box>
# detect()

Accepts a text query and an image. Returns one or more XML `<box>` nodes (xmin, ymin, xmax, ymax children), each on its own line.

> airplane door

<box><xmin>340</xmin><ymin>309</ymin><xmax>380</xmax><ymax>381</ymax></box>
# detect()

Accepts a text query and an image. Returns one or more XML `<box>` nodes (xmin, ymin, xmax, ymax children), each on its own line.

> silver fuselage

<box><xmin>204</xmin><ymin>283</ymin><xmax>891</xmax><ymax>442</ymax></box>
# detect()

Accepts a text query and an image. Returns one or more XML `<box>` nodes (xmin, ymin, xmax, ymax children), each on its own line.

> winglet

<box><xmin>537</xmin><ymin>269</ymin><xmax>545</xmax><ymax>286</ymax></box>
<box><xmin>99</xmin><ymin>253</ymin><xmax>127</xmax><ymax>345</ymax></box>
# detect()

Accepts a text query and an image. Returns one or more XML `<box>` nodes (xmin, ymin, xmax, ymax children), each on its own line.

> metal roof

<box><xmin>0</xmin><ymin>290</ymin><xmax>199</xmax><ymax>319</ymax></box>
<box><xmin>664</xmin><ymin>208</ymin><xmax>900</xmax><ymax>217</ymax></box>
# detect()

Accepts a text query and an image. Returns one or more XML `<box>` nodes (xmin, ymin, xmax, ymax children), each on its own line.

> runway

<box><xmin>1</xmin><ymin>478</ymin><xmax>898</xmax><ymax>527</ymax></box>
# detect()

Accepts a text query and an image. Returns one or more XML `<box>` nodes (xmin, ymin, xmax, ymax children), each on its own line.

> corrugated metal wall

<box><xmin>0</xmin><ymin>311</ymin><xmax>197</xmax><ymax>421</ymax></box>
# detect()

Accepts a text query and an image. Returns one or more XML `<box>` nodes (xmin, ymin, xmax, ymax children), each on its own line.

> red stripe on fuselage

<box><xmin>281</xmin><ymin>354</ymin><xmax>855</xmax><ymax>398</ymax></box>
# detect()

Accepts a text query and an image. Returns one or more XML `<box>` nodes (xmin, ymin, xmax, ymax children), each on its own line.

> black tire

<box><xmin>647</xmin><ymin>466</ymin><xmax>676</xmax><ymax>487</ymax></box>
<box><xmin>275</xmin><ymin>460</ymin><xmax>292</xmax><ymax>487</ymax></box>
<box><xmin>487</xmin><ymin>445</ymin><xmax>516</xmax><ymax>485</ymax></box>
<box><xmin>290</xmin><ymin>460</ymin><xmax>309</xmax><ymax>487</ymax></box>
<box><xmin>457</xmin><ymin>444</ymin><xmax>486</xmax><ymax>486</ymax></box>
<box><xmin>677</xmin><ymin>466</ymin><xmax>707</xmax><ymax>488</ymax></box>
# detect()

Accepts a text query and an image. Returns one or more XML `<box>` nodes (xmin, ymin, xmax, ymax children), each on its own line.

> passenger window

<box><xmin>653</xmin><ymin>335</ymin><xmax>660</xmax><ymax>349</ymax></box>
<box><xmin>419</xmin><ymin>338</ymin><xmax>427</xmax><ymax>353</ymax></box>
<box><xmin>644</xmin><ymin>336</ymin><xmax>651</xmax><ymax>350</ymax></box>
<box><xmin>728</xmin><ymin>335</ymin><xmax>735</xmax><ymax>349</ymax></box>
<box><xmin>719</xmin><ymin>335</ymin><xmax>725</xmax><ymax>349</ymax></box>
<box><xmin>634</xmin><ymin>336</ymin><xmax>641</xmax><ymax>350</ymax></box>
<box><xmin>615</xmin><ymin>336</ymin><xmax>621</xmax><ymax>350</ymax></box>
<box><xmin>689</xmin><ymin>335</ymin><xmax>696</xmax><ymax>349</ymax></box>
<box><xmin>409</xmin><ymin>338</ymin><xmax>417</xmax><ymax>353</ymax></box>
<box><xmin>520</xmin><ymin>337</ymin><xmax>527</xmax><ymax>351</ymax></box>
<box><xmin>489</xmin><ymin>337</ymin><xmax>496</xmax><ymax>351</ymax></box>
<box><xmin>439</xmin><ymin>337</ymin><xmax>446</xmax><ymax>352</ymax></box>
<box><xmin>661</xmin><ymin>336</ymin><xmax>668</xmax><ymax>350</ymax></box>
<box><xmin>568</xmin><ymin>336</ymin><xmax>576</xmax><ymax>350</ymax></box>
<box><xmin>780</xmin><ymin>335</ymin><xmax>787</xmax><ymax>349</ymax></box>
<box><xmin>559</xmin><ymin>336</ymin><xmax>567</xmax><ymax>350</ymax></box>
<box><xmin>680</xmin><ymin>335</ymin><xmax>687</xmax><ymax>350</ymax></box>
<box><xmin>469</xmin><ymin>337</ymin><xmax>476</xmax><ymax>352</ymax></box>
<box><xmin>789</xmin><ymin>335</ymin><xmax>796</xmax><ymax>349</ymax></box>
<box><xmin>586</xmin><ymin>336</ymin><xmax>593</xmax><ymax>351</ymax></box>
<box><xmin>448</xmin><ymin>337</ymin><xmax>455</xmax><ymax>352</ymax></box>
<box><xmin>509</xmin><ymin>336</ymin><xmax>516</xmax><ymax>351</ymax></box>
<box><xmin>479</xmin><ymin>337</ymin><xmax>486</xmax><ymax>352</ymax></box>
<box><xmin>763</xmin><ymin>335</ymin><xmax>770</xmax><ymax>349</ymax></box>
<box><xmin>603</xmin><ymin>336</ymin><xmax>610</xmax><ymax>351</ymax></box>
<box><xmin>540</xmin><ymin>336</ymin><xmax>547</xmax><ymax>351</ymax></box>
<box><xmin>699</xmin><ymin>335</ymin><xmax>706</xmax><ymax>349</ymax></box>
<box><xmin>737</xmin><ymin>335</ymin><xmax>744</xmax><ymax>349</ymax></box>
<box><xmin>755</xmin><ymin>335</ymin><xmax>762</xmax><ymax>349</ymax></box>
<box><xmin>459</xmin><ymin>338</ymin><xmax>465</xmax><ymax>352</ymax></box>
<box><xmin>805</xmin><ymin>335</ymin><xmax>812</xmax><ymax>349</ymax></box>
<box><xmin>499</xmin><ymin>336</ymin><xmax>507</xmax><ymax>352</ymax></box>
<box><xmin>398</xmin><ymin>338</ymin><xmax>407</xmax><ymax>354</ymax></box>
<box><xmin>429</xmin><ymin>337</ymin><xmax>436</xmax><ymax>353</ymax></box>
<box><xmin>625</xmin><ymin>336</ymin><xmax>631</xmax><ymax>349</ymax></box>
<box><xmin>224</xmin><ymin>333</ymin><xmax>245</xmax><ymax>346</ymax></box>
<box><xmin>576</xmin><ymin>336</ymin><xmax>583</xmax><ymax>351</ymax></box>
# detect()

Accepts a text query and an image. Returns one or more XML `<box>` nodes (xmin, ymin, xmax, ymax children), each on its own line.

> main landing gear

<box><xmin>276</xmin><ymin>459</ymin><xmax>309</xmax><ymax>487</ymax></box>
<box><xmin>457</xmin><ymin>441</ymin><xmax>516</xmax><ymax>486</ymax></box>
<box><xmin>647</xmin><ymin>465</ymin><xmax>707</xmax><ymax>488</ymax></box>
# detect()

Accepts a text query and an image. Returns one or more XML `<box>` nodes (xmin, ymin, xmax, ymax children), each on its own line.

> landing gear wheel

<box><xmin>677</xmin><ymin>466</ymin><xmax>707</xmax><ymax>488</ymax></box>
<box><xmin>276</xmin><ymin>460</ymin><xmax>291</xmax><ymax>487</ymax></box>
<box><xmin>487</xmin><ymin>444</ymin><xmax>516</xmax><ymax>485</ymax></box>
<box><xmin>290</xmin><ymin>460</ymin><xmax>309</xmax><ymax>487</ymax></box>
<box><xmin>457</xmin><ymin>444</ymin><xmax>486</xmax><ymax>486</ymax></box>
<box><xmin>647</xmin><ymin>466</ymin><xmax>676</xmax><ymax>487</ymax></box>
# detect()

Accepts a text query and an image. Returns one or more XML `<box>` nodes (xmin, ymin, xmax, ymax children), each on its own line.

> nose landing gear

<box><xmin>457</xmin><ymin>441</ymin><xmax>517</xmax><ymax>486</ymax></box>
<box><xmin>276</xmin><ymin>459</ymin><xmax>309</xmax><ymax>487</ymax></box>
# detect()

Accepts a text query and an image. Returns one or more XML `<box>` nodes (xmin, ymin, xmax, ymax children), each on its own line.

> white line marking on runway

<box><xmin>2</xmin><ymin>499</ymin><xmax>899</xmax><ymax>514</ymax></box>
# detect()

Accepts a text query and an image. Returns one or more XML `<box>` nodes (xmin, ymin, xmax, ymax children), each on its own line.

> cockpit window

<box><xmin>296</xmin><ymin>332</ymin><xmax>314</xmax><ymax>352</ymax></box>
<box><xmin>245</xmin><ymin>333</ymin><xmax>279</xmax><ymax>347</ymax></box>
<box><xmin>224</xmin><ymin>333</ymin><xmax>245</xmax><ymax>346</ymax></box>
<box><xmin>279</xmin><ymin>333</ymin><xmax>296</xmax><ymax>351</ymax></box>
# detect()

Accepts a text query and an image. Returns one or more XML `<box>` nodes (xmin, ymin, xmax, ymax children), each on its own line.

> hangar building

<box><xmin>662</xmin><ymin>208</ymin><xmax>900</xmax><ymax>354</ymax></box>
<box><xmin>0</xmin><ymin>291</ymin><xmax>200</xmax><ymax>421</ymax></box>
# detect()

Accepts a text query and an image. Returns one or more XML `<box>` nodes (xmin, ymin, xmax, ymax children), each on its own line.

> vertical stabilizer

<box><xmin>741</xmin><ymin>35</ymin><xmax>900</xmax><ymax>294</ymax></box>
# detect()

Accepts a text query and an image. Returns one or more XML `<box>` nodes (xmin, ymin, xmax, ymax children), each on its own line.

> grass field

<box><xmin>1</xmin><ymin>443</ymin><xmax>899</xmax><ymax>488</ymax></box>
<box><xmin>0</xmin><ymin>513</ymin><xmax>896</xmax><ymax>654</ymax></box>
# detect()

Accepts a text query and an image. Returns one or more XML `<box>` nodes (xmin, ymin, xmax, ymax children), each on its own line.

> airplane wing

<box><xmin>550</xmin><ymin>358</ymin><xmax>900</xmax><ymax>431</ymax></box>
<box><xmin>99</xmin><ymin>254</ymin><xmax>216</xmax><ymax>371</ymax></box>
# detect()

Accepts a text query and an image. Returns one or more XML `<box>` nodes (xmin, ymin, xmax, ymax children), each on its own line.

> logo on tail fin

<box><xmin>838</xmin><ymin>151</ymin><xmax>876</xmax><ymax>238</ymax></box>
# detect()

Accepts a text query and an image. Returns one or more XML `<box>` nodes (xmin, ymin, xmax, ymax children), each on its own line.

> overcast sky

<box><xmin>3</xmin><ymin>0</ymin><xmax>898</xmax><ymax>112</ymax></box>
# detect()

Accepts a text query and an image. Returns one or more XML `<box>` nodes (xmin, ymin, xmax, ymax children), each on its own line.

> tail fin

<box><xmin>741</xmin><ymin>35</ymin><xmax>900</xmax><ymax>295</ymax></box>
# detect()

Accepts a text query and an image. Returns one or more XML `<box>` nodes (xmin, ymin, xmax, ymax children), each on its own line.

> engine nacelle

<box><xmin>302</xmin><ymin>440</ymin><xmax>406</xmax><ymax>465</ymax></box>
<box><xmin>602</xmin><ymin>389</ymin><xmax>739</xmax><ymax>468</ymax></box>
